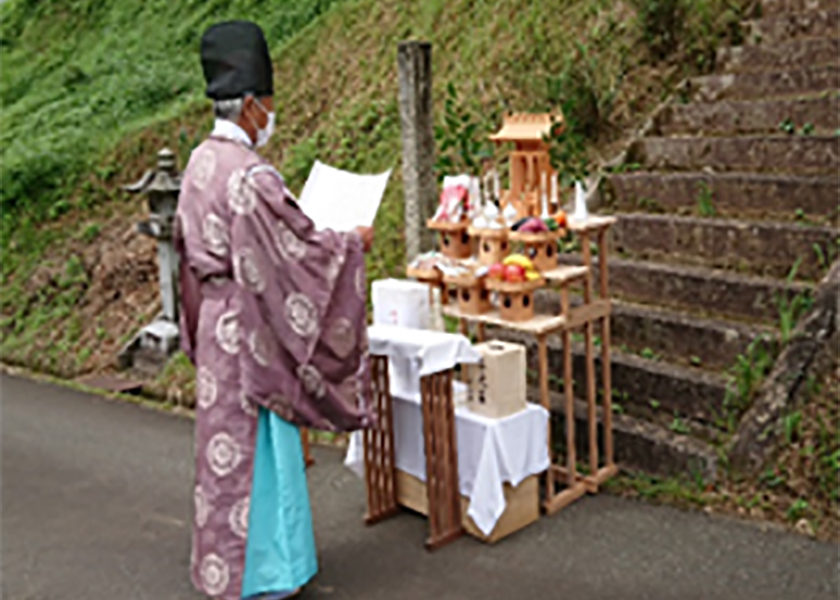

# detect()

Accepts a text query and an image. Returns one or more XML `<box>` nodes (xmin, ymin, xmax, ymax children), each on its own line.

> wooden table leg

<box><xmin>538</xmin><ymin>334</ymin><xmax>553</xmax><ymax>504</ymax></box>
<box><xmin>301</xmin><ymin>428</ymin><xmax>315</xmax><ymax>468</ymax></box>
<box><xmin>420</xmin><ymin>369</ymin><xmax>463</xmax><ymax>551</ymax></box>
<box><xmin>601</xmin><ymin>315</ymin><xmax>614</xmax><ymax>468</ymax></box>
<box><xmin>363</xmin><ymin>355</ymin><xmax>399</xmax><ymax>525</ymax></box>
<box><xmin>584</xmin><ymin>322</ymin><xmax>598</xmax><ymax>492</ymax></box>
<box><xmin>563</xmin><ymin>329</ymin><xmax>576</xmax><ymax>487</ymax></box>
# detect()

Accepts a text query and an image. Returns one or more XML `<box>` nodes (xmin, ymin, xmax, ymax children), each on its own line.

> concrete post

<box><xmin>397</xmin><ymin>41</ymin><xmax>437</xmax><ymax>260</ymax></box>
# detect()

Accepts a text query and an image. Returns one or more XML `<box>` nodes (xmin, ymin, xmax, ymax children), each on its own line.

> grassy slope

<box><xmin>0</xmin><ymin>0</ymin><xmax>344</xmax><ymax>222</ymax></box>
<box><xmin>4</xmin><ymin>0</ymin><xmax>682</xmax><ymax>374</ymax></box>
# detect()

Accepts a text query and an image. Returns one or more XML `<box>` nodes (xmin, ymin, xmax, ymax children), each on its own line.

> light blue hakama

<box><xmin>242</xmin><ymin>408</ymin><xmax>318</xmax><ymax>599</ymax></box>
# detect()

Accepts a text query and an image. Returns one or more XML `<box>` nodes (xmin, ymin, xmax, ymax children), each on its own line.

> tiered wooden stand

<box><xmin>441</xmin><ymin>216</ymin><xmax>617</xmax><ymax>515</ymax></box>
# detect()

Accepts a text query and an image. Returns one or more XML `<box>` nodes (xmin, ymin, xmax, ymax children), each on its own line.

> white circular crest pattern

<box><xmin>201</xmin><ymin>212</ymin><xmax>229</xmax><ymax>257</ymax></box>
<box><xmin>228</xmin><ymin>496</ymin><xmax>250</xmax><ymax>539</ymax></box>
<box><xmin>326</xmin><ymin>254</ymin><xmax>344</xmax><ymax>284</ymax></box>
<box><xmin>355</xmin><ymin>266</ymin><xmax>366</xmax><ymax>300</ymax></box>
<box><xmin>248</xmin><ymin>329</ymin><xmax>274</xmax><ymax>367</ymax></box>
<box><xmin>326</xmin><ymin>317</ymin><xmax>356</xmax><ymax>359</ymax></box>
<box><xmin>194</xmin><ymin>485</ymin><xmax>210</xmax><ymax>527</ymax></box>
<box><xmin>206</xmin><ymin>432</ymin><xmax>241</xmax><ymax>477</ymax></box>
<box><xmin>273</xmin><ymin>220</ymin><xmax>306</xmax><ymax>261</ymax></box>
<box><xmin>196</xmin><ymin>367</ymin><xmax>218</xmax><ymax>409</ymax></box>
<box><xmin>285</xmin><ymin>293</ymin><xmax>317</xmax><ymax>338</ymax></box>
<box><xmin>199</xmin><ymin>553</ymin><xmax>230</xmax><ymax>596</ymax></box>
<box><xmin>215</xmin><ymin>310</ymin><xmax>240</xmax><ymax>355</ymax></box>
<box><xmin>227</xmin><ymin>169</ymin><xmax>257</xmax><ymax>215</ymax></box>
<box><xmin>239</xmin><ymin>391</ymin><xmax>258</xmax><ymax>417</ymax></box>
<box><xmin>192</xmin><ymin>149</ymin><xmax>217</xmax><ymax>191</ymax></box>
<box><xmin>297</xmin><ymin>364</ymin><xmax>326</xmax><ymax>398</ymax></box>
<box><xmin>234</xmin><ymin>247</ymin><xmax>266</xmax><ymax>293</ymax></box>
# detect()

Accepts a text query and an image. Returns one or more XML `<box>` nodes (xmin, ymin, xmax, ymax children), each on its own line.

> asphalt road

<box><xmin>2</xmin><ymin>373</ymin><xmax>837</xmax><ymax>600</ymax></box>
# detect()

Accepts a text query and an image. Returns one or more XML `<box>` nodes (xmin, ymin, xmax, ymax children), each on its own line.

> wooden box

<box><xmin>428</xmin><ymin>220</ymin><xmax>472</xmax><ymax>259</ymax></box>
<box><xmin>466</xmin><ymin>340</ymin><xmax>527</xmax><ymax>419</ymax></box>
<box><xmin>509</xmin><ymin>230</ymin><xmax>562</xmax><ymax>273</ymax></box>
<box><xmin>469</xmin><ymin>227</ymin><xmax>510</xmax><ymax>266</ymax></box>
<box><xmin>445</xmin><ymin>274</ymin><xmax>491</xmax><ymax>315</ymax></box>
<box><xmin>396</xmin><ymin>470</ymin><xmax>539</xmax><ymax>544</ymax></box>
<box><xmin>486</xmin><ymin>279</ymin><xmax>543</xmax><ymax>322</ymax></box>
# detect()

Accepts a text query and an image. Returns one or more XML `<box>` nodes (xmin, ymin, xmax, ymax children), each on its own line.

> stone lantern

<box><xmin>118</xmin><ymin>148</ymin><xmax>182</xmax><ymax>374</ymax></box>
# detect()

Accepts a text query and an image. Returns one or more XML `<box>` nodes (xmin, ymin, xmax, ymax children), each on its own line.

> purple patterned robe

<box><xmin>175</xmin><ymin>135</ymin><xmax>373</xmax><ymax>599</ymax></box>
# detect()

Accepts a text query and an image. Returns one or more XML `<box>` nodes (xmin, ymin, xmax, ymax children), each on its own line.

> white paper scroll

<box><xmin>298</xmin><ymin>160</ymin><xmax>392</xmax><ymax>231</ymax></box>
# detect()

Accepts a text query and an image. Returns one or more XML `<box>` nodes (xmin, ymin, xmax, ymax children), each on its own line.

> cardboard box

<box><xmin>397</xmin><ymin>470</ymin><xmax>539</xmax><ymax>544</ymax></box>
<box><xmin>466</xmin><ymin>340</ymin><xmax>527</xmax><ymax>419</ymax></box>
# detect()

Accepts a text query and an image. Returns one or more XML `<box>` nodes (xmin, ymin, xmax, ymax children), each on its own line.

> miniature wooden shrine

<box><xmin>489</xmin><ymin>113</ymin><xmax>563</xmax><ymax>219</ymax></box>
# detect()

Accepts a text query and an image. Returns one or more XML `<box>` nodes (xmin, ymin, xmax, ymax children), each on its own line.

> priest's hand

<box><xmin>354</xmin><ymin>226</ymin><xmax>374</xmax><ymax>253</ymax></box>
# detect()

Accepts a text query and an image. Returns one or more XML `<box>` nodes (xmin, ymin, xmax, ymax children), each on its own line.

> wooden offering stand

<box><xmin>441</xmin><ymin>215</ymin><xmax>617</xmax><ymax>516</ymax></box>
<box><xmin>468</xmin><ymin>226</ymin><xmax>509</xmax><ymax>266</ymax></box>
<box><xmin>484</xmin><ymin>278</ymin><xmax>543</xmax><ymax>322</ymax></box>
<box><xmin>444</xmin><ymin>272</ymin><xmax>492</xmax><ymax>315</ymax></box>
<box><xmin>508</xmin><ymin>230</ymin><xmax>563</xmax><ymax>273</ymax></box>
<box><xmin>428</xmin><ymin>219</ymin><xmax>472</xmax><ymax>259</ymax></box>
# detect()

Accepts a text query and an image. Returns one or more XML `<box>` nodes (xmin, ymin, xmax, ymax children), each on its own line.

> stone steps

<box><xmin>610</xmin><ymin>212</ymin><xmax>837</xmax><ymax>280</ymax></box>
<box><xmin>555</xmin><ymin>254</ymin><xmax>812</xmax><ymax>324</ymax></box>
<box><xmin>688</xmin><ymin>64</ymin><xmax>839</xmax><ymax>102</ymax></box>
<box><xmin>600</xmin><ymin>171</ymin><xmax>839</xmax><ymax>222</ymax></box>
<box><xmin>541</xmin><ymin>392</ymin><xmax>719</xmax><ymax>480</ymax></box>
<box><xmin>495</xmin><ymin>329</ymin><xmax>729</xmax><ymax>427</ymax></box>
<box><xmin>531</xmin><ymin>293</ymin><xmax>774</xmax><ymax>370</ymax></box>
<box><xmin>761</xmin><ymin>0</ymin><xmax>837</xmax><ymax>17</ymax></box>
<box><xmin>627</xmin><ymin>135</ymin><xmax>839</xmax><ymax>175</ymax></box>
<box><xmin>745</xmin><ymin>8</ymin><xmax>839</xmax><ymax>44</ymax></box>
<box><xmin>654</xmin><ymin>94</ymin><xmax>840</xmax><ymax>136</ymax></box>
<box><xmin>717</xmin><ymin>36</ymin><xmax>840</xmax><ymax>72</ymax></box>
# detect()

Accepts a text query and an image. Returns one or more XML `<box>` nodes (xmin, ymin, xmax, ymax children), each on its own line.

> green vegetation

<box><xmin>0</xmin><ymin>0</ymin><xmax>345</xmax><ymax>227</ymax></box>
<box><xmin>695</xmin><ymin>182</ymin><xmax>716</xmax><ymax>217</ymax></box>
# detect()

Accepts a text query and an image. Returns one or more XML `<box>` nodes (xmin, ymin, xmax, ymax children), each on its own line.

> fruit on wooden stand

<box><xmin>488</xmin><ymin>262</ymin><xmax>506</xmax><ymax>280</ymax></box>
<box><xmin>499</xmin><ymin>253</ymin><xmax>542</xmax><ymax>282</ymax></box>
<box><xmin>554</xmin><ymin>209</ymin><xmax>567</xmax><ymax>228</ymax></box>
<box><xmin>503</xmin><ymin>254</ymin><xmax>535</xmax><ymax>271</ymax></box>
<box><xmin>503</xmin><ymin>264</ymin><xmax>526</xmax><ymax>282</ymax></box>
<box><xmin>514</xmin><ymin>217</ymin><xmax>549</xmax><ymax>233</ymax></box>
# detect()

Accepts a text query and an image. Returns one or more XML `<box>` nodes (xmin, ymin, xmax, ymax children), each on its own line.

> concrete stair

<box><xmin>654</xmin><ymin>94</ymin><xmax>840</xmax><ymax>136</ymax></box>
<box><xmin>600</xmin><ymin>171</ymin><xmax>839</xmax><ymax>222</ymax></box>
<box><xmin>761</xmin><ymin>0</ymin><xmax>837</xmax><ymax>16</ymax></box>
<box><xmin>535</xmin><ymin>0</ymin><xmax>840</xmax><ymax>479</ymax></box>
<box><xmin>610</xmin><ymin>212</ymin><xmax>837</xmax><ymax>280</ymax></box>
<box><xmin>717</xmin><ymin>36</ymin><xmax>840</xmax><ymax>72</ymax></box>
<box><xmin>688</xmin><ymin>64</ymin><xmax>839</xmax><ymax>102</ymax></box>
<box><xmin>744</xmin><ymin>8</ymin><xmax>839</xmax><ymax>44</ymax></box>
<box><xmin>555</xmin><ymin>254</ymin><xmax>811</xmax><ymax>324</ymax></box>
<box><xmin>628</xmin><ymin>134</ymin><xmax>839</xmax><ymax>175</ymax></box>
<box><xmin>531</xmin><ymin>293</ymin><xmax>775</xmax><ymax>370</ymax></box>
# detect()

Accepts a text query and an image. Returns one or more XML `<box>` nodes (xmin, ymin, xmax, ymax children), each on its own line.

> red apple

<box><xmin>504</xmin><ymin>264</ymin><xmax>526</xmax><ymax>283</ymax></box>
<box><xmin>488</xmin><ymin>263</ymin><xmax>505</xmax><ymax>280</ymax></box>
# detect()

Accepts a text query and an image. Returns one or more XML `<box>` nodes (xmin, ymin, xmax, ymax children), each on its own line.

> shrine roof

<box><xmin>489</xmin><ymin>113</ymin><xmax>564</xmax><ymax>142</ymax></box>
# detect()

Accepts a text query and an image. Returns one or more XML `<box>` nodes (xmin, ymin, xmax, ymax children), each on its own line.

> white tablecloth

<box><xmin>345</xmin><ymin>393</ymin><xmax>548</xmax><ymax>535</ymax></box>
<box><xmin>347</xmin><ymin>325</ymin><xmax>548</xmax><ymax>535</ymax></box>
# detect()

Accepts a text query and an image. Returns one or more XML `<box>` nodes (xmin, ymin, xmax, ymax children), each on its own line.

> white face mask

<box><xmin>249</xmin><ymin>99</ymin><xmax>275</xmax><ymax>148</ymax></box>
